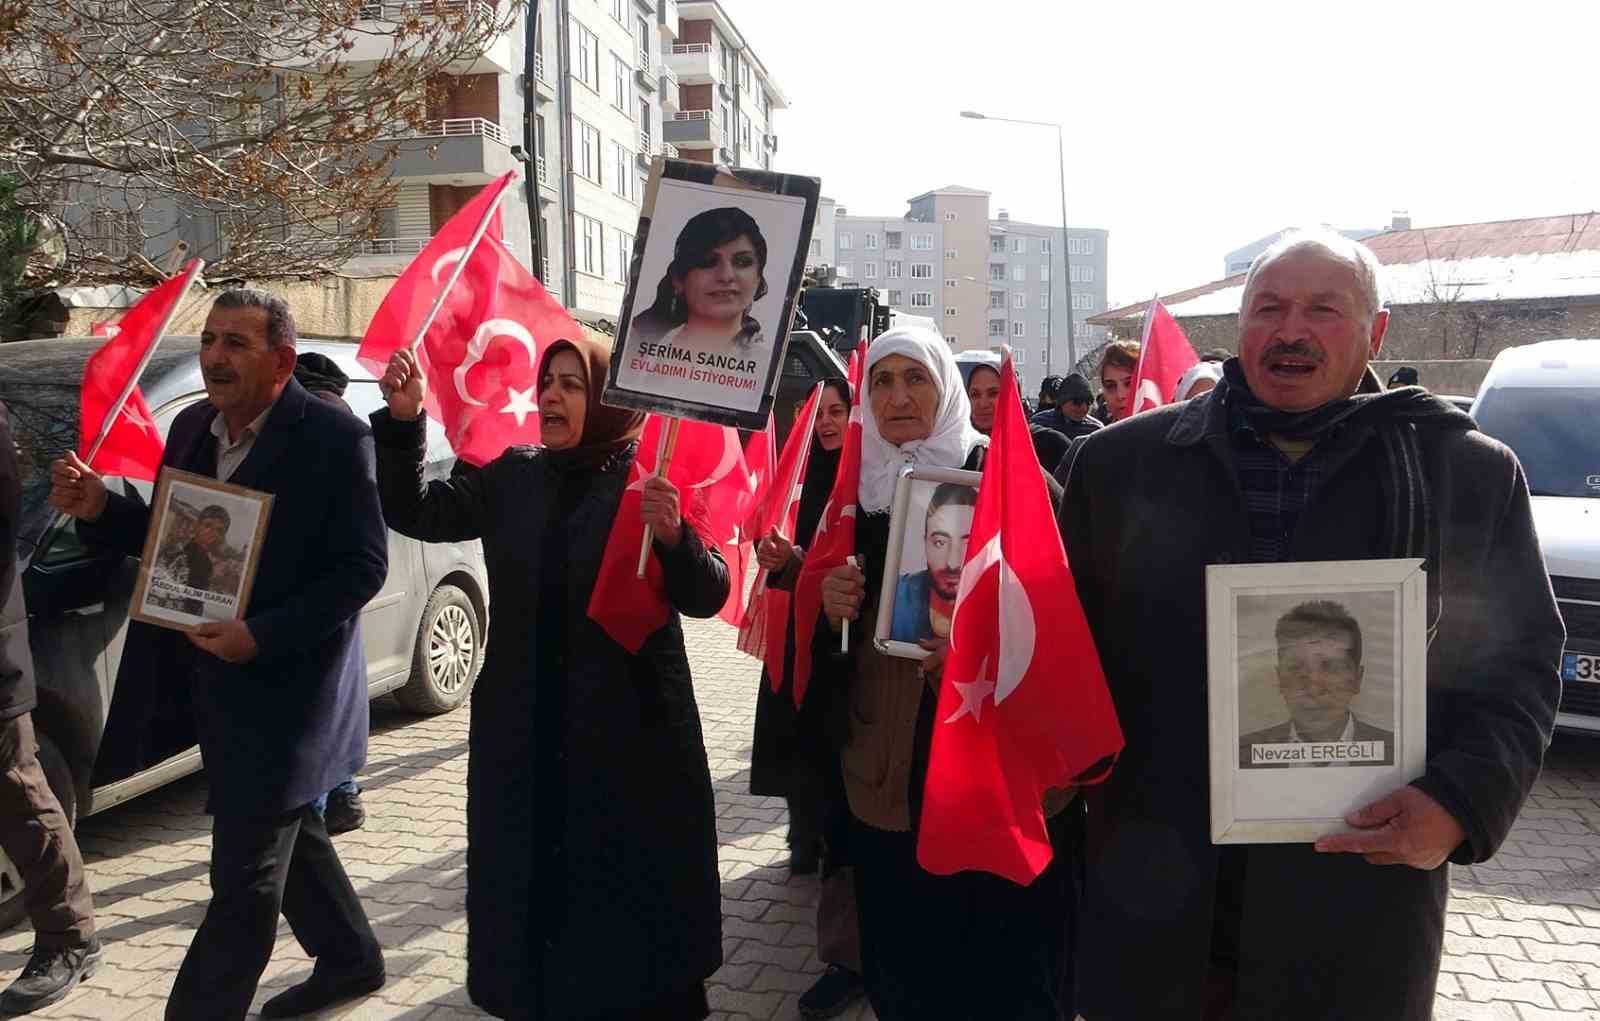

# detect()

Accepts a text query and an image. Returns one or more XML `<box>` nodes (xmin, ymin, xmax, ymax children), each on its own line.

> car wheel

<box><xmin>0</xmin><ymin>732</ymin><xmax>78</xmax><ymax>932</ymax></box>
<box><xmin>396</xmin><ymin>584</ymin><xmax>481</xmax><ymax>715</ymax></box>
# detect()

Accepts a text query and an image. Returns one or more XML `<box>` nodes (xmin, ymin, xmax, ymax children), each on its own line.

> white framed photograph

<box><xmin>130</xmin><ymin>468</ymin><xmax>274</xmax><ymax>633</ymax></box>
<box><xmin>873</xmin><ymin>465</ymin><xmax>982</xmax><ymax>661</ymax></box>
<box><xmin>604</xmin><ymin>158</ymin><xmax>821</xmax><ymax>430</ymax></box>
<box><xmin>1207</xmin><ymin>559</ymin><xmax>1428</xmax><ymax>844</ymax></box>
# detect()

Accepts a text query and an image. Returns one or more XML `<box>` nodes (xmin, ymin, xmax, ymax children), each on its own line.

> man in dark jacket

<box><xmin>1030</xmin><ymin>372</ymin><xmax>1101</xmax><ymax>441</ymax></box>
<box><xmin>51</xmin><ymin>290</ymin><xmax>389</xmax><ymax>1021</ymax></box>
<box><xmin>0</xmin><ymin>404</ymin><xmax>101</xmax><ymax>1014</ymax></box>
<box><xmin>1058</xmin><ymin>230</ymin><xmax>1563</xmax><ymax>1020</ymax></box>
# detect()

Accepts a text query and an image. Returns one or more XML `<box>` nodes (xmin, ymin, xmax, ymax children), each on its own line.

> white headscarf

<box><xmin>858</xmin><ymin>325</ymin><xmax>987</xmax><ymax>513</ymax></box>
<box><xmin>1175</xmin><ymin>361</ymin><xmax>1224</xmax><ymax>402</ymax></box>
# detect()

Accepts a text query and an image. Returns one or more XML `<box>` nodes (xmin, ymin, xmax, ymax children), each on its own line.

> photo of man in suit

<box><xmin>1239</xmin><ymin>600</ymin><xmax>1396</xmax><ymax>768</ymax></box>
<box><xmin>51</xmin><ymin>289</ymin><xmax>388</xmax><ymax>1021</ymax></box>
<box><xmin>890</xmin><ymin>482</ymin><xmax>976</xmax><ymax>643</ymax></box>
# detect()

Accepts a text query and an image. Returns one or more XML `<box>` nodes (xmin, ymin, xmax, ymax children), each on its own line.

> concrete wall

<box><xmin>63</xmin><ymin>277</ymin><xmax>403</xmax><ymax>341</ymax></box>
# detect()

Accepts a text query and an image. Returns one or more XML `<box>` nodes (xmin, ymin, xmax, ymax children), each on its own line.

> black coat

<box><xmin>0</xmin><ymin>404</ymin><xmax>33</xmax><ymax>721</ymax></box>
<box><xmin>1058</xmin><ymin>384</ymin><xmax>1564</xmax><ymax>1021</ymax></box>
<box><xmin>82</xmin><ymin>379</ymin><xmax>387</xmax><ymax>814</ymax></box>
<box><xmin>370</xmin><ymin>411</ymin><xmax>727</xmax><ymax>1021</ymax></box>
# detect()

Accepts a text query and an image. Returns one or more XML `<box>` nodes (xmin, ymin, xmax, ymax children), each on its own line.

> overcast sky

<box><xmin>736</xmin><ymin>1</ymin><xmax>1599</xmax><ymax>308</ymax></box>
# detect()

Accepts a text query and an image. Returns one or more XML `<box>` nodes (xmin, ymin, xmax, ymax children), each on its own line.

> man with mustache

<box><xmin>51</xmin><ymin>289</ymin><xmax>388</xmax><ymax>1020</ymax></box>
<box><xmin>890</xmin><ymin>482</ymin><xmax>975</xmax><ymax>643</ymax></box>
<box><xmin>1058</xmin><ymin>230</ymin><xmax>1562</xmax><ymax>1020</ymax></box>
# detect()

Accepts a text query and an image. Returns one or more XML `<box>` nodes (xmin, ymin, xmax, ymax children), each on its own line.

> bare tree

<box><xmin>0</xmin><ymin>0</ymin><xmax>516</xmax><ymax>284</ymax></box>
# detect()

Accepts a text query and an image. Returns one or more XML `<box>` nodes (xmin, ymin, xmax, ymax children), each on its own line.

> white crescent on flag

<box><xmin>1132</xmin><ymin>377</ymin><xmax>1163</xmax><ymax>416</ymax></box>
<box><xmin>948</xmin><ymin>532</ymin><xmax>1035</xmax><ymax>709</ymax></box>
<box><xmin>430</xmin><ymin>247</ymin><xmax>470</xmax><ymax>285</ymax></box>
<box><xmin>453</xmin><ymin>318</ymin><xmax>539</xmax><ymax>408</ymax></box>
<box><xmin>688</xmin><ymin>427</ymin><xmax>744</xmax><ymax>490</ymax></box>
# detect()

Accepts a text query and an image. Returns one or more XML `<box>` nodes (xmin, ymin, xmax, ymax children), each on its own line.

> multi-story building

<box><xmin>661</xmin><ymin>1</ymin><xmax>785</xmax><ymax>173</ymax></box>
<box><xmin>829</xmin><ymin>185</ymin><xmax>1110</xmax><ymax>388</ymax></box>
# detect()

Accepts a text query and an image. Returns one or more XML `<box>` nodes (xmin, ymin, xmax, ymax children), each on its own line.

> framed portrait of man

<box><xmin>873</xmin><ymin>465</ymin><xmax>982</xmax><ymax>661</ymax></box>
<box><xmin>130</xmin><ymin>468</ymin><xmax>274</xmax><ymax>633</ymax></box>
<box><xmin>1206</xmin><ymin>559</ymin><xmax>1428</xmax><ymax>844</ymax></box>
<box><xmin>604</xmin><ymin>157</ymin><xmax>821</xmax><ymax>431</ymax></box>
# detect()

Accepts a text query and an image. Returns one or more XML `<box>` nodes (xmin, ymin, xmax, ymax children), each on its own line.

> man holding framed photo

<box><xmin>51</xmin><ymin>290</ymin><xmax>389</xmax><ymax>1021</ymax></box>
<box><xmin>1058</xmin><ymin>230</ymin><xmax>1563</xmax><ymax>1020</ymax></box>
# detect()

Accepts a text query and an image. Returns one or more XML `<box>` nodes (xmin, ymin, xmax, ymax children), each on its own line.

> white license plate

<box><xmin>1565</xmin><ymin>652</ymin><xmax>1600</xmax><ymax>684</ymax></box>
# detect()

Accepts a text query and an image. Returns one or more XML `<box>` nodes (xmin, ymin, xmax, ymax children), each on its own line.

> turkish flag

<box><xmin>587</xmin><ymin>416</ymin><xmax>757</xmax><ymax>653</ymax></box>
<box><xmin>916</xmin><ymin>355</ymin><xmax>1123</xmax><ymax>885</ymax></box>
<box><xmin>1127</xmin><ymin>298</ymin><xmax>1200</xmax><ymax>417</ymax></box>
<box><xmin>707</xmin><ymin>418</ymin><xmax>773</xmax><ymax>627</ymax></box>
<box><xmin>78</xmin><ymin>260</ymin><xmax>203</xmax><ymax>481</ymax></box>
<box><xmin>357</xmin><ymin>170</ymin><xmax>574</xmax><ymax>466</ymax></box>
<box><xmin>737</xmin><ymin>384</ymin><xmax>823</xmax><ymax>680</ymax></box>
<box><xmin>791</xmin><ymin>340</ymin><xmax>867</xmax><ymax>707</ymax></box>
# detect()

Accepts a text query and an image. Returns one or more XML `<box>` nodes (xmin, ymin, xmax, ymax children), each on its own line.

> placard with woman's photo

<box><xmin>604</xmin><ymin>158</ymin><xmax>821</xmax><ymax>430</ymax></box>
<box><xmin>130</xmin><ymin>468</ymin><xmax>273</xmax><ymax>632</ymax></box>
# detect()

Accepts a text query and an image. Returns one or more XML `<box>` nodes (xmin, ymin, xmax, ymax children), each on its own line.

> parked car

<box><xmin>0</xmin><ymin>336</ymin><xmax>490</xmax><ymax>925</ymax></box>
<box><xmin>1469</xmin><ymin>339</ymin><xmax>1600</xmax><ymax>734</ymax></box>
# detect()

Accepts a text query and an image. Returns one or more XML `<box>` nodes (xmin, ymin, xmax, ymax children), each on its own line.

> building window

<box><xmin>613</xmin><ymin>143</ymin><xmax>633</xmax><ymax>200</ymax></box>
<box><xmin>1041</xmin><ymin>294</ymin><xmax>1051</xmax><ymax>310</ymax></box>
<box><xmin>886</xmin><ymin>231</ymin><xmax>902</xmax><ymax>250</ymax></box>
<box><xmin>614</xmin><ymin>229</ymin><xmax>633</xmax><ymax>282</ymax></box>
<box><xmin>1073</xmin><ymin>293</ymin><xmax>1094</xmax><ymax>310</ymax></box>
<box><xmin>886</xmin><ymin>261</ymin><xmax>902</xmax><ymax>279</ymax></box>
<box><xmin>864</xmin><ymin>262</ymin><xmax>879</xmax><ymax>278</ymax></box>
<box><xmin>1012</xmin><ymin>238</ymin><xmax>1027</xmax><ymax>254</ymax></box>
<box><xmin>575</xmin><ymin>119</ymin><xmax>602</xmax><ymax>183</ymax></box>
<box><xmin>611</xmin><ymin>52</ymin><xmax>630</xmax><ymax>111</ymax></box>
<box><xmin>1071</xmin><ymin>265</ymin><xmax>1095</xmax><ymax>283</ymax></box>
<box><xmin>637</xmin><ymin>16</ymin><xmax>651</xmax><ymax>62</ymax></box>
<box><xmin>740</xmin><ymin>112</ymin><xmax>752</xmax><ymax>150</ymax></box>
<box><xmin>762</xmin><ymin>148</ymin><xmax>771</xmax><ymax>170</ymax></box>
<box><xmin>911</xmin><ymin>234</ymin><xmax>933</xmax><ymax>250</ymax></box>
<box><xmin>944</xmin><ymin>306</ymin><xmax>958</xmax><ymax>318</ymax></box>
<box><xmin>947</xmin><ymin>335</ymin><xmax>958</xmax><ymax>345</ymax></box>
<box><xmin>809</xmin><ymin>238</ymin><xmax>822</xmax><ymax>258</ymax></box>
<box><xmin>988</xmin><ymin>264</ymin><xmax>1005</xmax><ymax>282</ymax></box>
<box><xmin>1041</xmin><ymin>237</ymin><xmax>1052</xmax><ymax>254</ymax></box>
<box><xmin>988</xmin><ymin>319</ymin><xmax>1005</xmax><ymax>337</ymax></box>
<box><xmin>864</xmin><ymin>233</ymin><xmax>879</xmax><ymax>249</ymax></box>
<box><xmin>910</xmin><ymin>263</ymin><xmax>933</xmax><ymax>279</ymax></box>
<box><xmin>839</xmin><ymin>233</ymin><xmax>853</xmax><ymax>250</ymax></box>
<box><xmin>639</xmin><ymin>97</ymin><xmax>651</xmax><ymax>141</ymax></box>
<box><xmin>943</xmin><ymin>211</ymin><xmax>957</xmax><ymax>222</ymax></box>
<box><xmin>836</xmin><ymin>264</ymin><xmax>853</xmax><ymax>278</ymax></box>
<box><xmin>990</xmin><ymin>237</ymin><xmax>1005</xmax><ymax>254</ymax></box>
<box><xmin>1013</xmin><ymin>293</ymin><xmax>1026</xmax><ymax>309</ymax></box>
<box><xmin>638</xmin><ymin>173</ymin><xmax>648</xmax><ymax>200</ymax></box>
<box><xmin>945</xmin><ymin>248</ymin><xmax>958</xmax><ymax>260</ymax></box>
<box><xmin>888</xmin><ymin>290</ymin><xmax>903</xmax><ymax>305</ymax></box>
<box><xmin>1069</xmin><ymin>238</ymin><xmax>1094</xmax><ymax>255</ymax></box>
<box><xmin>720</xmin><ymin>101</ymin><xmax>731</xmax><ymax>138</ymax></box>
<box><xmin>572</xmin><ymin>21</ymin><xmax>601</xmax><ymax>92</ymax></box>
<box><xmin>945</xmin><ymin>279</ymin><xmax>958</xmax><ymax>289</ymax></box>
<box><xmin>989</xmin><ymin>291</ymin><xmax>1005</xmax><ymax>310</ymax></box>
<box><xmin>611</xmin><ymin>0</ymin><xmax>625</xmax><ymax>22</ymax></box>
<box><xmin>1013</xmin><ymin>321</ymin><xmax>1027</xmax><ymax>337</ymax></box>
<box><xmin>577</xmin><ymin>213</ymin><xmax>605</xmax><ymax>276</ymax></box>
<box><xmin>1011</xmin><ymin>265</ymin><xmax>1026</xmax><ymax>282</ymax></box>
<box><xmin>1040</xmin><ymin>320</ymin><xmax>1050</xmax><ymax>336</ymax></box>
<box><xmin>1041</xmin><ymin>262</ymin><xmax>1050</xmax><ymax>281</ymax></box>
<box><xmin>911</xmin><ymin>292</ymin><xmax>933</xmax><ymax>308</ymax></box>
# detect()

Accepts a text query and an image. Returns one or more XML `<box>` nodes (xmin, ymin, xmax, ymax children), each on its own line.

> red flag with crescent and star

<box><xmin>78</xmin><ymin>260</ymin><xmax>204</xmax><ymax>481</ymax></box>
<box><xmin>706</xmin><ymin>417</ymin><xmax>774</xmax><ymax>627</ymax></box>
<box><xmin>1127</xmin><ymin>298</ymin><xmax>1200</xmax><ymax>417</ymax></box>
<box><xmin>357</xmin><ymin>170</ymin><xmax>568</xmax><ymax>466</ymax></box>
<box><xmin>736</xmin><ymin>384</ymin><xmax>823</xmax><ymax>679</ymax></box>
<box><xmin>790</xmin><ymin>339</ymin><xmax>867</xmax><ymax>708</ymax></box>
<box><xmin>916</xmin><ymin>353</ymin><xmax>1123</xmax><ymax>885</ymax></box>
<box><xmin>587</xmin><ymin>415</ymin><xmax>759</xmax><ymax>653</ymax></box>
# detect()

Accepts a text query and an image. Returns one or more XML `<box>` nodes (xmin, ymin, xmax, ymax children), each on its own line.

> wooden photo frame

<box><xmin>130</xmin><ymin>468</ymin><xmax>274</xmax><ymax>633</ymax></box>
<box><xmin>603</xmin><ymin>157</ymin><xmax>821</xmax><ymax>430</ymax></box>
<box><xmin>873</xmin><ymin>465</ymin><xmax>982</xmax><ymax>661</ymax></box>
<box><xmin>1206</xmin><ymin>558</ymin><xmax>1428</xmax><ymax>844</ymax></box>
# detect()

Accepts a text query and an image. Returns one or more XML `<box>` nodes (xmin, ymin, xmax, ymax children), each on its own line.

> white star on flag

<box><xmin>945</xmin><ymin>656</ymin><xmax>997</xmax><ymax>724</ymax></box>
<box><xmin>499</xmin><ymin>385</ymin><xmax>538</xmax><ymax>427</ymax></box>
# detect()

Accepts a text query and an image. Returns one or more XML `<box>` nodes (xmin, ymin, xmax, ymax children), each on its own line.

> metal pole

<box><xmin>1057</xmin><ymin>123</ymin><xmax>1076</xmax><ymax>373</ymax></box>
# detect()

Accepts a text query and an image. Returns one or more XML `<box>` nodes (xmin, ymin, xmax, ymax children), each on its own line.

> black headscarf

<box><xmin>794</xmin><ymin>377</ymin><xmax>849</xmax><ymax>548</ymax></box>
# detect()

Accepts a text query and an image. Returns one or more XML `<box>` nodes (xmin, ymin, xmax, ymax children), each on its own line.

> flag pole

<box><xmin>747</xmin><ymin>382</ymin><xmax>823</xmax><ymax>606</ymax></box>
<box><xmin>81</xmin><ymin>258</ymin><xmax>205</xmax><ymax>466</ymax></box>
<box><xmin>637</xmin><ymin>417</ymin><xmax>682</xmax><ymax>578</ymax></box>
<box><xmin>841</xmin><ymin>555</ymin><xmax>859</xmax><ymax>654</ymax></box>
<box><xmin>406</xmin><ymin>174</ymin><xmax>517</xmax><ymax>354</ymax></box>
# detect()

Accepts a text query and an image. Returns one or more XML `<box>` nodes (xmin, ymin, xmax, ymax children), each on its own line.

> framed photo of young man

<box><xmin>130</xmin><ymin>468</ymin><xmax>273</xmax><ymax>633</ymax></box>
<box><xmin>604</xmin><ymin>157</ymin><xmax>821</xmax><ymax>430</ymax></box>
<box><xmin>1206</xmin><ymin>559</ymin><xmax>1428</xmax><ymax>844</ymax></box>
<box><xmin>873</xmin><ymin>465</ymin><xmax>982</xmax><ymax>661</ymax></box>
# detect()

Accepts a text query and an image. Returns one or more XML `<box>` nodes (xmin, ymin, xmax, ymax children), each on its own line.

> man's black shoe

<box><xmin>323</xmin><ymin>789</ymin><xmax>367</xmax><ymax>836</ymax></box>
<box><xmin>0</xmin><ymin>939</ymin><xmax>103</xmax><ymax>1014</ymax></box>
<box><xmin>260</xmin><ymin>966</ymin><xmax>384</xmax><ymax>1018</ymax></box>
<box><xmin>798</xmin><ymin>964</ymin><xmax>864</xmax><ymax>1020</ymax></box>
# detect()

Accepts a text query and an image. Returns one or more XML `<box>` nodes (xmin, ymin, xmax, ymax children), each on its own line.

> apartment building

<box><xmin>661</xmin><ymin>1</ymin><xmax>785</xmax><ymax>173</ymax></box>
<box><xmin>984</xmin><ymin>211</ymin><xmax>1109</xmax><ymax>380</ymax></box>
<box><xmin>834</xmin><ymin>213</ymin><xmax>946</xmax><ymax>329</ymax></box>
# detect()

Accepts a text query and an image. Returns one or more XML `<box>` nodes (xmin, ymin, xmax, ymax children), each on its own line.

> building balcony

<box><xmin>361</xmin><ymin>236</ymin><xmax>431</xmax><ymax>256</ymax></box>
<box><xmin>375</xmin><ymin>117</ymin><xmax>519</xmax><ymax>185</ymax></box>
<box><xmin>345</xmin><ymin>0</ymin><xmax>514</xmax><ymax>75</ymax></box>
<box><xmin>639</xmin><ymin>127</ymin><xmax>652</xmax><ymax>153</ymax></box>
<box><xmin>665</xmin><ymin>42</ymin><xmax>717</xmax><ymax>85</ymax></box>
<box><xmin>658</xmin><ymin>0</ymin><xmax>679</xmax><ymax>39</ymax></box>
<box><xmin>534</xmin><ymin>53</ymin><xmax>556</xmax><ymax>100</ymax></box>
<box><xmin>663</xmin><ymin>109</ymin><xmax>723</xmax><ymax>150</ymax></box>
<box><xmin>659</xmin><ymin>66</ymin><xmax>680</xmax><ymax>109</ymax></box>
<box><xmin>635</xmin><ymin>63</ymin><xmax>657</xmax><ymax>93</ymax></box>
<box><xmin>536</xmin><ymin>154</ymin><xmax>549</xmax><ymax>186</ymax></box>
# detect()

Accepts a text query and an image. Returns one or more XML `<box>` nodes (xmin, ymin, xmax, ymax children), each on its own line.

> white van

<box><xmin>1469</xmin><ymin>339</ymin><xmax>1600</xmax><ymax>733</ymax></box>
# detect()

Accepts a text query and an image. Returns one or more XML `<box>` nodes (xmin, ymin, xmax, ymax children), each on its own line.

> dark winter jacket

<box><xmin>0</xmin><ymin>404</ymin><xmax>34</xmax><ymax>721</ymax></box>
<box><xmin>371</xmin><ymin>410</ymin><xmax>727</xmax><ymax>1020</ymax></box>
<box><xmin>1057</xmin><ymin>373</ymin><xmax>1564</xmax><ymax>1020</ymax></box>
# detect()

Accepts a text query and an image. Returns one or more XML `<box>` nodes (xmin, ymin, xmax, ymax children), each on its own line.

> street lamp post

<box><xmin>960</xmin><ymin>110</ymin><xmax>1076</xmax><ymax>376</ymax></box>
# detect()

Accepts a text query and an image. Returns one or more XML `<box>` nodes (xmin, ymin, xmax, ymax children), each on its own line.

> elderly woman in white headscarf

<box><xmin>811</xmin><ymin>326</ymin><xmax>1084</xmax><ymax>1021</ymax></box>
<box><xmin>1175</xmin><ymin>360</ymin><xmax>1224</xmax><ymax>402</ymax></box>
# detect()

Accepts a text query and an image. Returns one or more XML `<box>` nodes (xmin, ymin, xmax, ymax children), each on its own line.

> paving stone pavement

<box><xmin>2</xmin><ymin>616</ymin><xmax>1597</xmax><ymax>1019</ymax></box>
